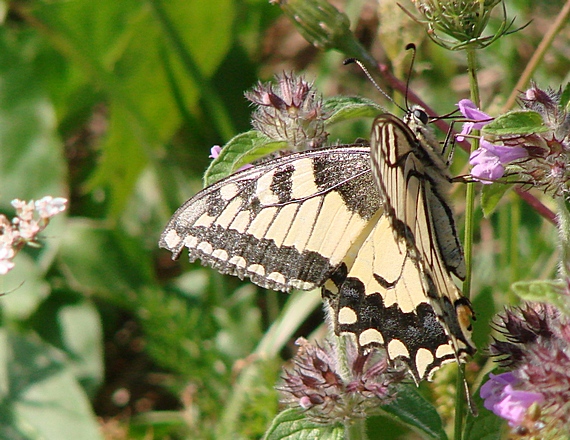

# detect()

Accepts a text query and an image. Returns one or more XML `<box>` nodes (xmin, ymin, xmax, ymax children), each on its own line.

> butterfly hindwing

<box><xmin>335</xmin><ymin>112</ymin><xmax>474</xmax><ymax>381</ymax></box>
<box><xmin>160</xmin><ymin>145</ymin><xmax>382</xmax><ymax>292</ymax></box>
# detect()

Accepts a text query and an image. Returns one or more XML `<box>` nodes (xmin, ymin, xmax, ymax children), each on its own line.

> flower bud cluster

<box><xmin>245</xmin><ymin>73</ymin><xmax>328</xmax><ymax>150</ymax></box>
<box><xmin>279</xmin><ymin>337</ymin><xmax>405</xmax><ymax>423</ymax></box>
<box><xmin>0</xmin><ymin>196</ymin><xmax>67</xmax><ymax>275</ymax></box>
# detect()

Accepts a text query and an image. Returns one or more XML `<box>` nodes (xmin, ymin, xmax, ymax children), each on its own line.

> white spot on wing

<box><xmin>219</xmin><ymin>183</ymin><xmax>239</xmax><ymax>201</ymax></box>
<box><xmin>435</xmin><ymin>343</ymin><xmax>454</xmax><ymax>360</ymax></box>
<box><xmin>282</xmin><ymin>196</ymin><xmax>321</xmax><ymax>249</ymax></box>
<box><xmin>267</xmin><ymin>272</ymin><xmax>286</xmax><ymax>285</ymax></box>
<box><xmin>197</xmin><ymin>241</ymin><xmax>213</xmax><ymax>254</ymax></box>
<box><xmin>338</xmin><ymin>307</ymin><xmax>357</xmax><ymax>325</ymax></box>
<box><xmin>415</xmin><ymin>348</ymin><xmax>434</xmax><ymax>380</ymax></box>
<box><xmin>263</xmin><ymin>203</ymin><xmax>297</xmax><ymax>246</ymax></box>
<box><xmin>229</xmin><ymin>255</ymin><xmax>247</xmax><ymax>269</ymax></box>
<box><xmin>387</xmin><ymin>339</ymin><xmax>410</xmax><ymax>359</ymax></box>
<box><xmin>247</xmin><ymin>264</ymin><xmax>266</xmax><ymax>276</ymax></box>
<box><xmin>212</xmin><ymin>249</ymin><xmax>229</xmax><ymax>261</ymax></box>
<box><xmin>163</xmin><ymin>230</ymin><xmax>181</xmax><ymax>248</ymax></box>
<box><xmin>184</xmin><ymin>235</ymin><xmax>198</xmax><ymax>248</ymax></box>
<box><xmin>230</xmin><ymin>210</ymin><xmax>252</xmax><ymax>233</ymax></box>
<box><xmin>358</xmin><ymin>328</ymin><xmax>384</xmax><ymax>346</ymax></box>
<box><xmin>256</xmin><ymin>170</ymin><xmax>280</xmax><ymax>205</ymax></box>
<box><xmin>306</xmin><ymin>192</ymin><xmax>367</xmax><ymax>265</ymax></box>
<box><xmin>194</xmin><ymin>212</ymin><xmax>216</xmax><ymax>228</ymax></box>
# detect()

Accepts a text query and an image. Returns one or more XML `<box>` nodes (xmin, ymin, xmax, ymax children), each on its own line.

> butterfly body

<box><xmin>160</xmin><ymin>110</ymin><xmax>475</xmax><ymax>382</ymax></box>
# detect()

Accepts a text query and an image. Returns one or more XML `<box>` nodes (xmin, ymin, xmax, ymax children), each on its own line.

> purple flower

<box><xmin>469</xmin><ymin>139</ymin><xmax>528</xmax><ymax>183</ymax></box>
<box><xmin>208</xmin><ymin>144</ymin><xmax>252</xmax><ymax>172</ymax></box>
<box><xmin>481</xmin><ymin>372</ymin><xmax>544</xmax><ymax>427</ymax></box>
<box><xmin>209</xmin><ymin>145</ymin><xmax>222</xmax><ymax>159</ymax></box>
<box><xmin>457</xmin><ymin>99</ymin><xmax>493</xmax><ymax>141</ymax></box>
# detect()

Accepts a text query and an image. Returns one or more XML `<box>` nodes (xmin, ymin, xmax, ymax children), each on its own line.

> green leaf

<box><xmin>482</xmin><ymin>111</ymin><xmax>549</xmax><ymax>137</ymax></box>
<box><xmin>323</xmin><ymin>96</ymin><xmax>385</xmax><ymax>126</ymax></box>
<box><xmin>0</xmin><ymin>329</ymin><xmax>102</xmax><ymax>440</ymax></box>
<box><xmin>58</xmin><ymin>219</ymin><xmax>158</xmax><ymax>304</ymax></box>
<box><xmin>511</xmin><ymin>279</ymin><xmax>570</xmax><ymax>314</ymax></box>
<box><xmin>203</xmin><ymin>131</ymin><xmax>288</xmax><ymax>186</ymax></box>
<box><xmin>263</xmin><ymin>408</ymin><xmax>344</xmax><ymax>440</ymax></box>
<box><xmin>464</xmin><ymin>380</ymin><xmax>506</xmax><ymax>440</ymax></box>
<box><xmin>0</xmin><ymin>253</ymin><xmax>50</xmax><ymax>321</ymax></box>
<box><xmin>480</xmin><ymin>182</ymin><xmax>512</xmax><ymax>217</ymax></box>
<box><xmin>381</xmin><ymin>385</ymin><xmax>448</xmax><ymax>440</ymax></box>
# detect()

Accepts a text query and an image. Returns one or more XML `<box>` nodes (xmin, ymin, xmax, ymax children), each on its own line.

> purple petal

<box><xmin>458</xmin><ymin>99</ymin><xmax>492</xmax><ymax>122</ymax></box>
<box><xmin>480</xmin><ymin>372</ymin><xmax>518</xmax><ymax>408</ymax></box>
<box><xmin>469</xmin><ymin>140</ymin><xmax>528</xmax><ymax>183</ymax></box>
<box><xmin>456</xmin><ymin>122</ymin><xmax>474</xmax><ymax>142</ymax></box>
<box><xmin>457</xmin><ymin>100</ymin><xmax>493</xmax><ymax>140</ymax></box>
<box><xmin>209</xmin><ymin>145</ymin><xmax>222</xmax><ymax>159</ymax></box>
<box><xmin>495</xmin><ymin>385</ymin><xmax>544</xmax><ymax>427</ymax></box>
<box><xmin>470</xmin><ymin>148</ymin><xmax>505</xmax><ymax>182</ymax></box>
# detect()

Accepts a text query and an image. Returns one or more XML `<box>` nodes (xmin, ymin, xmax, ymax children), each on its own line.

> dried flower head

<box><xmin>483</xmin><ymin>302</ymin><xmax>570</xmax><ymax>436</ymax></box>
<box><xmin>408</xmin><ymin>0</ymin><xmax>513</xmax><ymax>50</ymax></box>
<box><xmin>0</xmin><ymin>196</ymin><xmax>68</xmax><ymax>275</ymax></box>
<box><xmin>245</xmin><ymin>73</ymin><xmax>328</xmax><ymax>150</ymax></box>
<box><xmin>279</xmin><ymin>337</ymin><xmax>405</xmax><ymax>422</ymax></box>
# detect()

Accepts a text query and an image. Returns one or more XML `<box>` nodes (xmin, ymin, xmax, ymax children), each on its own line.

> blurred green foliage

<box><xmin>0</xmin><ymin>0</ymin><xmax>567</xmax><ymax>439</ymax></box>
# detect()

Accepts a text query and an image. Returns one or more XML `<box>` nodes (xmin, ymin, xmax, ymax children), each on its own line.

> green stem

<box><xmin>345</xmin><ymin>418</ymin><xmax>368</xmax><ymax>440</ymax></box>
<box><xmin>455</xmin><ymin>47</ymin><xmax>480</xmax><ymax>440</ymax></box>
<box><xmin>556</xmin><ymin>197</ymin><xmax>570</xmax><ymax>280</ymax></box>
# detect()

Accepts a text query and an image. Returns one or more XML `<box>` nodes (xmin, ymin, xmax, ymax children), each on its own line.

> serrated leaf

<box><xmin>464</xmin><ymin>380</ymin><xmax>506</xmax><ymax>440</ymax></box>
<box><xmin>323</xmin><ymin>96</ymin><xmax>385</xmax><ymax>126</ymax></box>
<box><xmin>482</xmin><ymin>111</ymin><xmax>548</xmax><ymax>136</ymax></box>
<box><xmin>381</xmin><ymin>385</ymin><xmax>448</xmax><ymax>440</ymax></box>
<box><xmin>511</xmin><ymin>280</ymin><xmax>570</xmax><ymax>314</ymax></box>
<box><xmin>263</xmin><ymin>408</ymin><xmax>344</xmax><ymax>440</ymax></box>
<box><xmin>203</xmin><ymin>131</ymin><xmax>288</xmax><ymax>186</ymax></box>
<box><xmin>480</xmin><ymin>182</ymin><xmax>512</xmax><ymax>217</ymax></box>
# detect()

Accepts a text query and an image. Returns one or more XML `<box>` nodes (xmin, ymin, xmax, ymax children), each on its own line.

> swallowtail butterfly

<box><xmin>160</xmin><ymin>107</ymin><xmax>475</xmax><ymax>382</ymax></box>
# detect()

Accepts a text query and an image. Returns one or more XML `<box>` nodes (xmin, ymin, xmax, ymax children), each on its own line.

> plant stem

<box><xmin>556</xmin><ymin>197</ymin><xmax>570</xmax><ymax>280</ymax></box>
<box><xmin>345</xmin><ymin>418</ymin><xmax>368</xmax><ymax>440</ymax></box>
<box><xmin>455</xmin><ymin>47</ymin><xmax>480</xmax><ymax>440</ymax></box>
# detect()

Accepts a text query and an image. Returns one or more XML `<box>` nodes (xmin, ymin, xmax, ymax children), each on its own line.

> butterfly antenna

<box><xmin>343</xmin><ymin>58</ymin><xmax>406</xmax><ymax>113</ymax></box>
<box><xmin>404</xmin><ymin>43</ymin><xmax>418</xmax><ymax>111</ymax></box>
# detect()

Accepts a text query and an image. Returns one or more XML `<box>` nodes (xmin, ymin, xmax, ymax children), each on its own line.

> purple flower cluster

<box><xmin>458</xmin><ymin>99</ymin><xmax>528</xmax><ymax>184</ymax></box>
<box><xmin>279</xmin><ymin>337</ymin><xmax>405</xmax><ymax>422</ymax></box>
<box><xmin>460</xmin><ymin>85</ymin><xmax>570</xmax><ymax>194</ymax></box>
<box><xmin>481</xmin><ymin>303</ymin><xmax>570</xmax><ymax>435</ymax></box>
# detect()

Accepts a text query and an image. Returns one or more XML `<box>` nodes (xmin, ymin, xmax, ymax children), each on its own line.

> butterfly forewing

<box><xmin>160</xmin><ymin>146</ymin><xmax>382</xmax><ymax>292</ymax></box>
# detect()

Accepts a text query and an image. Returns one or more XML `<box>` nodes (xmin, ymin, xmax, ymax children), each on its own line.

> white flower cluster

<box><xmin>0</xmin><ymin>196</ymin><xmax>67</xmax><ymax>275</ymax></box>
